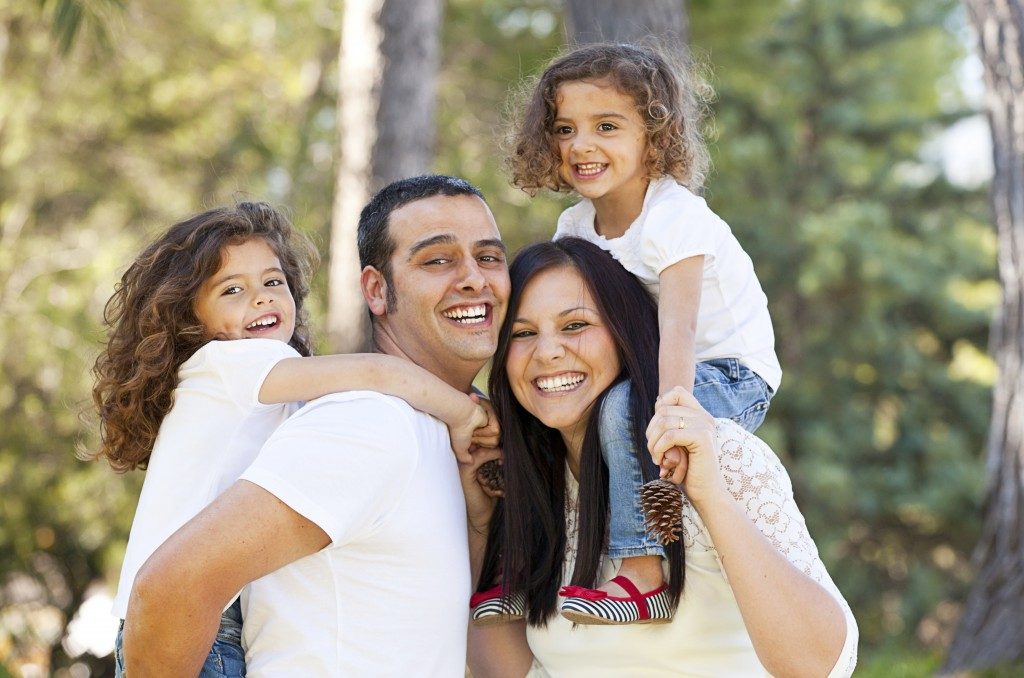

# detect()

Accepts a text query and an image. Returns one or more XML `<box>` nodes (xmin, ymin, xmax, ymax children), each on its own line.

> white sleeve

<box><xmin>712</xmin><ymin>419</ymin><xmax>859</xmax><ymax>678</ymax></box>
<box><xmin>639</xmin><ymin>196</ymin><xmax>726</xmax><ymax>275</ymax></box>
<box><xmin>202</xmin><ymin>339</ymin><xmax>301</xmax><ymax>410</ymax></box>
<box><xmin>239</xmin><ymin>393</ymin><xmax>419</xmax><ymax>546</ymax></box>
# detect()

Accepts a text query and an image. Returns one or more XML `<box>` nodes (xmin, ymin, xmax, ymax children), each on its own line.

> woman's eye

<box><xmin>511</xmin><ymin>329</ymin><xmax>535</xmax><ymax>339</ymax></box>
<box><xmin>564</xmin><ymin>321</ymin><xmax>588</xmax><ymax>331</ymax></box>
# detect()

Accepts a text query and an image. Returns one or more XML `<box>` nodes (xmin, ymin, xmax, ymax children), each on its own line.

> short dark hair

<box><xmin>483</xmin><ymin>237</ymin><xmax>684</xmax><ymax>624</ymax></box>
<box><xmin>358</xmin><ymin>175</ymin><xmax>485</xmax><ymax>311</ymax></box>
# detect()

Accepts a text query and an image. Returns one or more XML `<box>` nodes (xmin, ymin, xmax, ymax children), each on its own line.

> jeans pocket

<box><xmin>732</xmin><ymin>397</ymin><xmax>769</xmax><ymax>432</ymax></box>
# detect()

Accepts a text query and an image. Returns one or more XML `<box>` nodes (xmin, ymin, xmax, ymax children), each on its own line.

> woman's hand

<box><xmin>645</xmin><ymin>386</ymin><xmax>726</xmax><ymax>503</ymax></box>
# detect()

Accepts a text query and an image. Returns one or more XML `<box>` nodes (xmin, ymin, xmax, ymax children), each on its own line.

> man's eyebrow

<box><xmin>409</xmin><ymin>234</ymin><xmax>457</xmax><ymax>256</ymax></box>
<box><xmin>408</xmin><ymin>234</ymin><xmax>507</xmax><ymax>257</ymax></box>
<box><xmin>476</xmin><ymin>238</ymin><xmax>507</xmax><ymax>254</ymax></box>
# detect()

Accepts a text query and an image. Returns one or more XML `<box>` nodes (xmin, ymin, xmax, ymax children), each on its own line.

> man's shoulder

<box><xmin>280</xmin><ymin>390</ymin><xmax>437</xmax><ymax>443</ymax></box>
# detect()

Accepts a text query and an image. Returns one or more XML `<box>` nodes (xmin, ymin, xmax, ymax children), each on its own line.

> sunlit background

<box><xmin>0</xmin><ymin>0</ymin><xmax>1005</xmax><ymax>675</ymax></box>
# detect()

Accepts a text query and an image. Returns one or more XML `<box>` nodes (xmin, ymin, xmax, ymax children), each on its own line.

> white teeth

<box><xmin>536</xmin><ymin>374</ymin><xmax>585</xmax><ymax>392</ymax></box>
<box><xmin>443</xmin><ymin>305</ymin><xmax>487</xmax><ymax>324</ymax></box>
<box><xmin>575</xmin><ymin>163</ymin><xmax>605</xmax><ymax>176</ymax></box>
<box><xmin>247</xmin><ymin>316</ymin><xmax>278</xmax><ymax>329</ymax></box>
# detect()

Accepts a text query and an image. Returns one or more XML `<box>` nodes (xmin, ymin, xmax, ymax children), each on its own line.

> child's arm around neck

<box><xmin>258</xmin><ymin>353</ymin><xmax>485</xmax><ymax>462</ymax></box>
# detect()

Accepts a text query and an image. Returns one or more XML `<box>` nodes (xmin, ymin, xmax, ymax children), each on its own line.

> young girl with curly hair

<box><xmin>92</xmin><ymin>201</ymin><xmax>488</xmax><ymax>677</ymax></box>
<box><xmin>472</xmin><ymin>42</ymin><xmax>782</xmax><ymax>627</ymax></box>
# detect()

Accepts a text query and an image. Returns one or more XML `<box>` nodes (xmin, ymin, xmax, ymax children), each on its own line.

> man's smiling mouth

<box><xmin>442</xmin><ymin>305</ymin><xmax>488</xmax><ymax>325</ymax></box>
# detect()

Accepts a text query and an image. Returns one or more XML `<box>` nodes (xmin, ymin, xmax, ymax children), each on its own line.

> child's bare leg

<box><xmin>599</xmin><ymin>555</ymin><xmax>665</xmax><ymax>595</ymax></box>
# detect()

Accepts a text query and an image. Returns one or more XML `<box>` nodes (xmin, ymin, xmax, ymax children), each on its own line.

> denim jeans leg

<box><xmin>198</xmin><ymin>598</ymin><xmax>246</xmax><ymax>678</ymax></box>
<box><xmin>693</xmin><ymin>359</ymin><xmax>773</xmax><ymax>433</ymax></box>
<box><xmin>599</xmin><ymin>381</ymin><xmax>666</xmax><ymax>560</ymax></box>
<box><xmin>114</xmin><ymin>621</ymin><xmax>125</xmax><ymax>677</ymax></box>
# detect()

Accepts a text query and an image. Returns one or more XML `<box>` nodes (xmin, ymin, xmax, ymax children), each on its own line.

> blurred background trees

<box><xmin>0</xmin><ymin>0</ymin><xmax>1012</xmax><ymax>675</ymax></box>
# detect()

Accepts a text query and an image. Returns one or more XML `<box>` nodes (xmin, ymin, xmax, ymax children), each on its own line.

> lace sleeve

<box><xmin>707</xmin><ymin>419</ymin><xmax>859</xmax><ymax>678</ymax></box>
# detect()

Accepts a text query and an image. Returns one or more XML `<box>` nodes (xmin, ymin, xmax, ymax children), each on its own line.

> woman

<box><xmin>466</xmin><ymin>238</ymin><xmax>858</xmax><ymax>677</ymax></box>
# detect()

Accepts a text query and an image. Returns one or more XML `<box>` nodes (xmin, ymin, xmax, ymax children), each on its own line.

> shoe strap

<box><xmin>609</xmin><ymin>575</ymin><xmax>649</xmax><ymax>620</ymax></box>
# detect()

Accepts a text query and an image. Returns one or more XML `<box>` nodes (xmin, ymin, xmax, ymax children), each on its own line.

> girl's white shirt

<box><xmin>554</xmin><ymin>177</ymin><xmax>782</xmax><ymax>392</ymax></box>
<box><xmin>111</xmin><ymin>338</ymin><xmax>299</xmax><ymax>618</ymax></box>
<box><xmin>525</xmin><ymin>420</ymin><xmax>858</xmax><ymax>678</ymax></box>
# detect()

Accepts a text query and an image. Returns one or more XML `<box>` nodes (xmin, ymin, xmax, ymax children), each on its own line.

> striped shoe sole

<box><xmin>559</xmin><ymin>590</ymin><xmax>673</xmax><ymax>626</ymax></box>
<box><xmin>471</xmin><ymin>592</ymin><xmax>527</xmax><ymax>627</ymax></box>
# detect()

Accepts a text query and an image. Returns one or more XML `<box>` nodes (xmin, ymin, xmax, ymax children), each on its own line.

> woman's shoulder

<box><xmin>712</xmin><ymin>419</ymin><xmax>792</xmax><ymax>497</ymax></box>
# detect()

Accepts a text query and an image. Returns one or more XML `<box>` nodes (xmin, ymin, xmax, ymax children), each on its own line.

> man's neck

<box><xmin>371</xmin><ymin>327</ymin><xmax>478</xmax><ymax>394</ymax></box>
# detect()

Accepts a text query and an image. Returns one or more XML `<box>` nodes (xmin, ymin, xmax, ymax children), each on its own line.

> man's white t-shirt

<box><xmin>112</xmin><ymin>339</ymin><xmax>299</xmax><ymax>618</ymax></box>
<box><xmin>555</xmin><ymin>176</ymin><xmax>781</xmax><ymax>391</ymax></box>
<box><xmin>239</xmin><ymin>391</ymin><xmax>471</xmax><ymax>677</ymax></box>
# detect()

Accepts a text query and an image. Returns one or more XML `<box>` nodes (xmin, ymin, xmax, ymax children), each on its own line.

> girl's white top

<box><xmin>555</xmin><ymin>177</ymin><xmax>782</xmax><ymax>391</ymax></box>
<box><xmin>111</xmin><ymin>338</ymin><xmax>299</xmax><ymax>618</ymax></box>
<box><xmin>526</xmin><ymin>420</ymin><xmax>859</xmax><ymax>677</ymax></box>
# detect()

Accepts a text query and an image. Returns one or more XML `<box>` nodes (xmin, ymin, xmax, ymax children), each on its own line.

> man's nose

<box><xmin>456</xmin><ymin>258</ymin><xmax>486</xmax><ymax>292</ymax></box>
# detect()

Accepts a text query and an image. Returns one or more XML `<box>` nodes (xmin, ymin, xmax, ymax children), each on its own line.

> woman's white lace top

<box><xmin>526</xmin><ymin>420</ymin><xmax>859</xmax><ymax>677</ymax></box>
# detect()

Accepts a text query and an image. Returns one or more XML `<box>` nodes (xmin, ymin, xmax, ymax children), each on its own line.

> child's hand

<box><xmin>458</xmin><ymin>444</ymin><xmax>504</xmax><ymax>533</ymax></box>
<box><xmin>448</xmin><ymin>397</ymin><xmax>488</xmax><ymax>464</ymax></box>
<box><xmin>470</xmin><ymin>393</ymin><xmax>501</xmax><ymax>449</ymax></box>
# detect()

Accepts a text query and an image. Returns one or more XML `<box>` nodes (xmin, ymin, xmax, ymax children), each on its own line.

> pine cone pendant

<box><xmin>641</xmin><ymin>479</ymin><xmax>683</xmax><ymax>544</ymax></box>
<box><xmin>478</xmin><ymin>459</ymin><xmax>504</xmax><ymax>494</ymax></box>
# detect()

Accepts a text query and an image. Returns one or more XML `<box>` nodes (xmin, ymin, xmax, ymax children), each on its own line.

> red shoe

<box><xmin>558</xmin><ymin>575</ymin><xmax>672</xmax><ymax>625</ymax></box>
<box><xmin>470</xmin><ymin>584</ymin><xmax>526</xmax><ymax>626</ymax></box>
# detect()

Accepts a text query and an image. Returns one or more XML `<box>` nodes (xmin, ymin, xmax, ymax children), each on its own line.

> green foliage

<box><xmin>691</xmin><ymin>0</ymin><xmax>993</xmax><ymax>662</ymax></box>
<box><xmin>1</xmin><ymin>0</ymin><xmax>334</xmax><ymax>671</ymax></box>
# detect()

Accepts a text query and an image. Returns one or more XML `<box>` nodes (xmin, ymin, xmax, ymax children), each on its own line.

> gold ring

<box><xmin>678</xmin><ymin>417</ymin><xmax>686</xmax><ymax>430</ymax></box>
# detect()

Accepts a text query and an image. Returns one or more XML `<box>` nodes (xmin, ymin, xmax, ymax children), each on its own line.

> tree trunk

<box><xmin>944</xmin><ymin>0</ymin><xmax>1024</xmax><ymax>672</ymax></box>
<box><xmin>563</xmin><ymin>0</ymin><xmax>688</xmax><ymax>46</ymax></box>
<box><xmin>328</xmin><ymin>0</ymin><xmax>441</xmax><ymax>353</ymax></box>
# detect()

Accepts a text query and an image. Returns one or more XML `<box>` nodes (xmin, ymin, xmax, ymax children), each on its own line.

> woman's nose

<box><xmin>535</xmin><ymin>332</ymin><xmax>565</xmax><ymax>362</ymax></box>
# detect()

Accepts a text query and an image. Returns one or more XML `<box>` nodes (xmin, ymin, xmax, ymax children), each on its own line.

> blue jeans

<box><xmin>600</xmin><ymin>359</ymin><xmax>774</xmax><ymax>560</ymax></box>
<box><xmin>115</xmin><ymin>597</ymin><xmax>246</xmax><ymax>677</ymax></box>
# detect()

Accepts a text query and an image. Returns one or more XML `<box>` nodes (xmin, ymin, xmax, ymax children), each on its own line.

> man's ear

<box><xmin>361</xmin><ymin>266</ymin><xmax>388</xmax><ymax>317</ymax></box>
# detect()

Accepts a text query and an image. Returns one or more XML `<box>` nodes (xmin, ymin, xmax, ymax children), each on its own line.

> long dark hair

<box><xmin>485</xmin><ymin>237</ymin><xmax>684</xmax><ymax>625</ymax></box>
<box><xmin>90</xmin><ymin>202</ymin><xmax>317</xmax><ymax>472</ymax></box>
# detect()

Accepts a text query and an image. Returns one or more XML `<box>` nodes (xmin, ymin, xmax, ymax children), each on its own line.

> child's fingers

<box><xmin>470</xmin><ymin>393</ymin><xmax>502</xmax><ymax>443</ymax></box>
<box><xmin>656</xmin><ymin>385</ymin><xmax>705</xmax><ymax>410</ymax></box>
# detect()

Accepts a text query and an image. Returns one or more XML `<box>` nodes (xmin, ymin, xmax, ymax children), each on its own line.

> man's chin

<box><xmin>444</xmin><ymin>337</ymin><xmax>498</xmax><ymax>364</ymax></box>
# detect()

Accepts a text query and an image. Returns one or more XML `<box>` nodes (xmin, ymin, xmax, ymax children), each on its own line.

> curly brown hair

<box><xmin>90</xmin><ymin>202</ymin><xmax>318</xmax><ymax>472</ymax></box>
<box><xmin>508</xmin><ymin>42</ymin><xmax>710</xmax><ymax>195</ymax></box>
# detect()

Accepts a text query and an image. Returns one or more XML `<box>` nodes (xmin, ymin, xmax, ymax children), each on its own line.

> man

<box><xmin>123</xmin><ymin>175</ymin><xmax>509</xmax><ymax>676</ymax></box>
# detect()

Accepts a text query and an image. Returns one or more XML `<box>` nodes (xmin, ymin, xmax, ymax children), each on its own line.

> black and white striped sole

<box><xmin>559</xmin><ymin>590</ymin><xmax>673</xmax><ymax>625</ymax></box>
<box><xmin>471</xmin><ymin>592</ymin><xmax>527</xmax><ymax>627</ymax></box>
